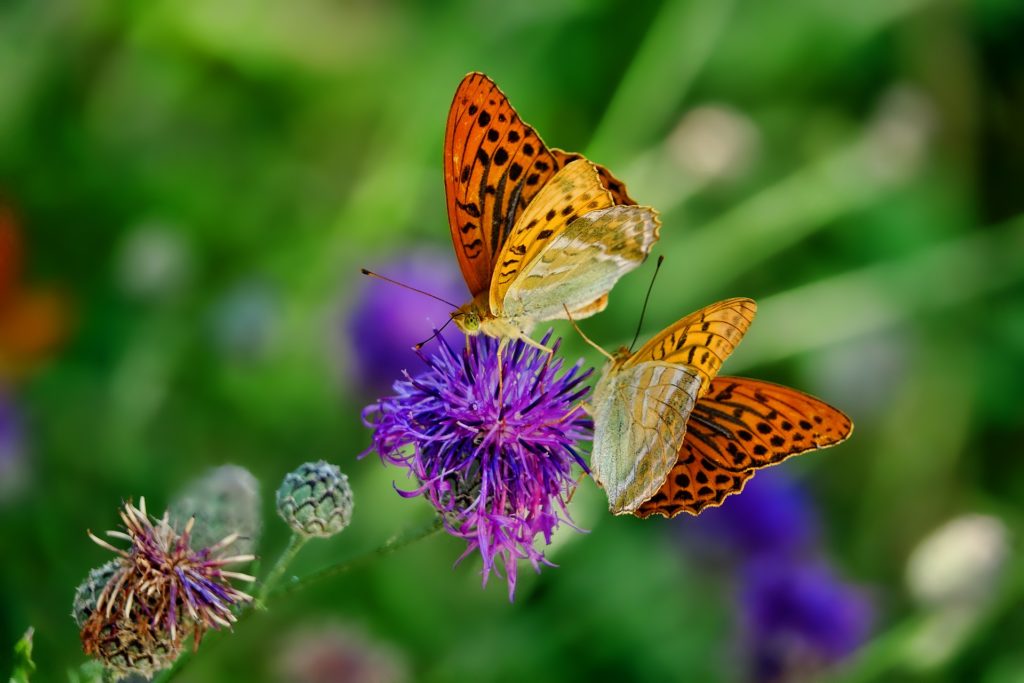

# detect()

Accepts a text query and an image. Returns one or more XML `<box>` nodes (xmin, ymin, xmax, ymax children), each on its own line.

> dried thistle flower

<box><xmin>79</xmin><ymin>498</ymin><xmax>255</xmax><ymax>674</ymax></box>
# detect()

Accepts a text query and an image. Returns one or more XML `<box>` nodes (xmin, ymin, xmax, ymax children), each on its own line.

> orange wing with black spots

<box><xmin>444</xmin><ymin>73</ymin><xmax>639</xmax><ymax>297</ymax></box>
<box><xmin>551</xmin><ymin>150</ymin><xmax>636</xmax><ymax>206</ymax></box>
<box><xmin>445</xmin><ymin>73</ymin><xmax>575</xmax><ymax>296</ymax></box>
<box><xmin>634</xmin><ymin>377</ymin><xmax>853</xmax><ymax>519</ymax></box>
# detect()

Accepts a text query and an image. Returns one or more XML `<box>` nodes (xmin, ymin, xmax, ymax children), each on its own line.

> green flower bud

<box><xmin>170</xmin><ymin>464</ymin><xmax>261</xmax><ymax>556</ymax></box>
<box><xmin>276</xmin><ymin>461</ymin><xmax>353</xmax><ymax>538</ymax></box>
<box><xmin>72</xmin><ymin>560</ymin><xmax>122</xmax><ymax>629</ymax></box>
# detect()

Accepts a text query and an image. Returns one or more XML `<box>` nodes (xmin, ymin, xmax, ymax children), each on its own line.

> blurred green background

<box><xmin>2</xmin><ymin>0</ymin><xmax>1023</xmax><ymax>681</ymax></box>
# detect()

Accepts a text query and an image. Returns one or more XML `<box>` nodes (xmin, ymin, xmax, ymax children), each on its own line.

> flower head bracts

<box><xmin>81</xmin><ymin>498</ymin><xmax>255</xmax><ymax>658</ymax></box>
<box><xmin>364</xmin><ymin>332</ymin><xmax>592</xmax><ymax>598</ymax></box>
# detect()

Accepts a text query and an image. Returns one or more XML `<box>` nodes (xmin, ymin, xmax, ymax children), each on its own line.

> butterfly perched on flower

<box><xmin>587</xmin><ymin>298</ymin><xmax>853</xmax><ymax>516</ymax></box>
<box><xmin>444</xmin><ymin>73</ymin><xmax>660</xmax><ymax>349</ymax></box>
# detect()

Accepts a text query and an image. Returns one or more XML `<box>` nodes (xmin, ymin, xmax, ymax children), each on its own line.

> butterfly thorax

<box><xmin>453</xmin><ymin>293</ymin><xmax>533</xmax><ymax>340</ymax></box>
<box><xmin>603</xmin><ymin>347</ymin><xmax>633</xmax><ymax>372</ymax></box>
<box><xmin>594</xmin><ymin>348</ymin><xmax>633</xmax><ymax>396</ymax></box>
<box><xmin>612</xmin><ymin>346</ymin><xmax>632</xmax><ymax>363</ymax></box>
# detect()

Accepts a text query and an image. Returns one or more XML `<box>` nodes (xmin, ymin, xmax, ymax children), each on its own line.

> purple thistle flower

<box><xmin>740</xmin><ymin>557</ymin><xmax>873</xmax><ymax>682</ymax></box>
<box><xmin>345</xmin><ymin>250</ymin><xmax>466</xmax><ymax>396</ymax></box>
<box><xmin>81</xmin><ymin>498</ymin><xmax>255</xmax><ymax>657</ymax></box>
<box><xmin>687</xmin><ymin>471</ymin><xmax>818</xmax><ymax>561</ymax></box>
<box><xmin>363</xmin><ymin>332</ymin><xmax>592</xmax><ymax>599</ymax></box>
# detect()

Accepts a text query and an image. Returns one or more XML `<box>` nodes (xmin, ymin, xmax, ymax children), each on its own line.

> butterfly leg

<box><xmin>564</xmin><ymin>470</ymin><xmax>588</xmax><ymax>505</ymax></box>
<box><xmin>496</xmin><ymin>336</ymin><xmax>509</xmax><ymax>399</ymax></box>
<box><xmin>515</xmin><ymin>331</ymin><xmax>553</xmax><ymax>356</ymax></box>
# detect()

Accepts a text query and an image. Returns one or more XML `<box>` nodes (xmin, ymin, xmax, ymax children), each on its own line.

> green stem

<box><xmin>270</xmin><ymin>516</ymin><xmax>444</xmax><ymax>600</ymax></box>
<box><xmin>152</xmin><ymin>649</ymin><xmax>190</xmax><ymax>683</ymax></box>
<box><xmin>255</xmin><ymin>533</ymin><xmax>308</xmax><ymax>607</ymax></box>
<box><xmin>153</xmin><ymin>517</ymin><xmax>443</xmax><ymax>683</ymax></box>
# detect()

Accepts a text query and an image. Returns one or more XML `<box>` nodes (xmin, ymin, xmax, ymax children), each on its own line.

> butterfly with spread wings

<box><xmin>444</xmin><ymin>73</ymin><xmax>660</xmax><ymax>349</ymax></box>
<box><xmin>587</xmin><ymin>298</ymin><xmax>852</xmax><ymax>516</ymax></box>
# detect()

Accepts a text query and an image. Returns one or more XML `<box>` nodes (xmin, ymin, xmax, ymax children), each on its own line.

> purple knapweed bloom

<box><xmin>741</xmin><ymin>557</ymin><xmax>873</xmax><ymax>682</ymax></box>
<box><xmin>363</xmin><ymin>332</ymin><xmax>593</xmax><ymax>599</ymax></box>
<box><xmin>81</xmin><ymin>498</ymin><xmax>255</xmax><ymax>657</ymax></box>
<box><xmin>688</xmin><ymin>471</ymin><xmax>818</xmax><ymax>561</ymax></box>
<box><xmin>345</xmin><ymin>249</ymin><xmax>466</xmax><ymax>396</ymax></box>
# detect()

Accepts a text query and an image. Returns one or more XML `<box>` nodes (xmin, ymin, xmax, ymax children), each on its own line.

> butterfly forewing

<box><xmin>497</xmin><ymin>204</ymin><xmax>660</xmax><ymax>321</ymax></box>
<box><xmin>445</xmin><ymin>73</ymin><xmax>579</xmax><ymax>297</ymax></box>
<box><xmin>626</xmin><ymin>298</ymin><xmax>757</xmax><ymax>397</ymax></box>
<box><xmin>551</xmin><ymin>150</ymin><xmax>636</xmax><ymax>206</ymax></box>
<box><xmin>633</xmin><ymin>377</ymin><xmax>853</xmax><ymax>519</ymax></box>
<box><xmin>591</xmin><ymin>361</ymin><xmax>703</xmax><ymax>514</ymax></box>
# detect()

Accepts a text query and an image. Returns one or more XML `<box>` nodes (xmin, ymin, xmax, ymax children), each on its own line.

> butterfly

<box><xmin>444</xmin><ymin>73</ymin><xmax>660</xmax><ymax>349</ymax></box>
<box><xmin>587</xmin><ymin>298</ymin><xmax>852</xmax><ymax>516</ymax></box>
<box><xmin>0</xmin><ymin>205</ymin><xmax>67</xmax><ymax>380</ymax></box>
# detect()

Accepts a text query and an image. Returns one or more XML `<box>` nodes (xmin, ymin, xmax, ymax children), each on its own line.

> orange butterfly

<box><xmin>443</xmin><ymin>73</ymin><xmax>660</xmax><ymax>349</ymax></box>
<box><xmin>0</xmin><ymin>205</ymin><xmax>68</xmax><ymax>380</ymax></box>
<box><xmin>584</xmin><ymin>298</ymin><xmax>853</xmax><ymax>517</ymax></box>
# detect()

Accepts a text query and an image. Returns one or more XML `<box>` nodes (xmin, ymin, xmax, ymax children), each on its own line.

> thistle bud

<box><xmin>71</xmin><ymin>560</ymin><xmax>121</xmax><ymax>628</ymax></box>
<box><xmin>170</xmin><ymin>464</ymin><xmax>262</xmax><ymax>556</ymax></box>
<box><xmin>276</xmin><ymin>461</ymin><xmax>353</xmax><ymax>538</ymax></box>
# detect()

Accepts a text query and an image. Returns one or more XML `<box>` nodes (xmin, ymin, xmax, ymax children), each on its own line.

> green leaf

<box><xmin>9</xmin><ymin>628</ymin><xmax>35</xmax><ymax>683</ymax></box>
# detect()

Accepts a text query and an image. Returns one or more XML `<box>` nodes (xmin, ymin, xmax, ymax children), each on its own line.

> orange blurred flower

<box><xmin>0</xmin><ymin>205</ymin><xmax>70</xmax><ymax>380</ymax></box>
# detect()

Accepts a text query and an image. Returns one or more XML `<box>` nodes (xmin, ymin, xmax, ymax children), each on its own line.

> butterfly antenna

<box><xmin>562</xmin><ymin>304</ymin><xmax>614</xmax><ymax>362</ymax></box>
<box><xmin>413</xmin><ymin>316</ymin><xmax>456</xmax><ymax>351</ymax></box>
<box><xmin>629</xmin><ymin>255</ymin><xmax>664</xmax><ymax>353</ymax></box>
<box><xmin>360</xmin><ymin>269</ymin><xmax>460</xmax><ymax>308</ymax></box>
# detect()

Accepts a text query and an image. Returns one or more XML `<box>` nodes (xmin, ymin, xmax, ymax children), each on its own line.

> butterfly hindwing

<box><xmin>634</xmin><ymin>444</ymin><xmax>756</xmax><ymax>519</ymax></box>
<box><xmin>496</xmin><ymin>203</ymin><xmax>660</xmax><ymax>321</ymax></box>
<box><xmin>634</xmin><ymin>377</ymin><xmax>853</xmax><ymax>518</ymax></box>
<box><xmin>444</xmin><ymin>73</ymin><xmax>578</xmax><ymax>297</ymax></box>
<box><xmin>591</xmin><ymin>361</ymin><xmax>703</xmax><ymax>514</ymax></box>
<box><xmin>498</xmin><ymin>204</ymin><xmax>659</xmax><ymax>321</ymax></box>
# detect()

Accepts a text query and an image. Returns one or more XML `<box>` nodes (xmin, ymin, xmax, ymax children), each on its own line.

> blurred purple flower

<box><xmin>0</xmin><ymin>388</ymin><xmax>26</xmax><ymax>501</ymax></box>
<box><xmin>741</xmin><ymin>557</ymin><xmax>873</xmax><ymax>682</ymax></box>
<box><xmin>363</xmin><ymin>332</ymin><xmax>592</xmax><ymax>599</ymax></box>
<box><xmin>346</xmin><ymin>250</ymin><xmax>466</xmax><ymax>395</ymax></box>
<box><xmin>689</xmin><ymin>471</ymin><xmax>818</xmax><ymax>561</ymax></box>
